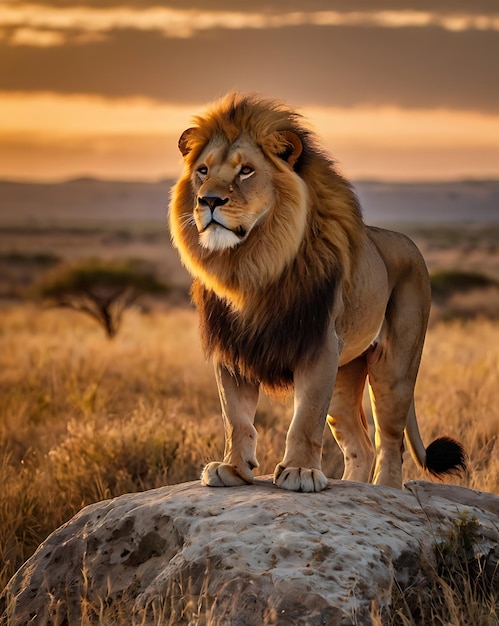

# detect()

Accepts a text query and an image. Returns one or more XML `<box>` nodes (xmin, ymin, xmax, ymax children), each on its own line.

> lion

<box><xmin>169</xmin><ymin>92</ymin><xmax>466</xmax><ymax>492</ymax></box>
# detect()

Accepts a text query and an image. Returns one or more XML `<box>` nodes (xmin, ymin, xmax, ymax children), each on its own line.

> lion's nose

<box><xmin>198</xmin><ymin>195</ymin><xmax>229</xmax><ymax>213</ymax></box>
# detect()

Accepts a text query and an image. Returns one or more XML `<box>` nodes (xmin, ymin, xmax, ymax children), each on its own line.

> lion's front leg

<box><xmin>201</xmin><ymin>363</ymin><xmax>260</xmax><ymax>487</ymax></box>
<box><xmin>274</xmin><ymin>331</ymin><xmax>340</xmax><ymax>492</ymax></box>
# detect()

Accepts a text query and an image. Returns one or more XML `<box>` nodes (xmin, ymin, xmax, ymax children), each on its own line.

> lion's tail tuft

<box><xmin>424</xmin><ymin>436</ymin><xmax>467</xmax><ymax>477</ymax></box>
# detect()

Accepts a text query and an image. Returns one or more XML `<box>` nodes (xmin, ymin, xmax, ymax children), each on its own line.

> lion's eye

<box><xmin>239</xmin><ymin>165</ymin><xmax>255</xmax><ymax>180</ymax></box>
<box><xmin>197</xmin><ymin>165</ymin><xmax>208</xmax><ymax>179</ymax></box>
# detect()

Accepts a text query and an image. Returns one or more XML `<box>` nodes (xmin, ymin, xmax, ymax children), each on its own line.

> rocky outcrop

<box><xmin>2</xmin><ymin>479</ymin><xmax>499</xmax><ymax>625</ymax></box>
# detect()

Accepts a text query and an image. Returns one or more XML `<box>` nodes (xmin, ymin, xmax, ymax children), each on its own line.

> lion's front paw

<box><xmin>273</xmin><ymin>465</ymin><xmax>328</xmax><ymax>492</ymax></box>
<box><xmin>201</xmin><ymin>462</ymin><xmax>253</xmax><ymax>487</ymax></box>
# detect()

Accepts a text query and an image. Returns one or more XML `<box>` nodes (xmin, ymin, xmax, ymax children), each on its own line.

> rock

<box><xmin>2</xmin><ymin>479</ymin><xmax>498</xmax><ymax>625</ymax></box>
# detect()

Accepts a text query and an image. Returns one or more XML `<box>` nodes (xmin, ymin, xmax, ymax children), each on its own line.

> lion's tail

<box><xmin>404</xmin><ymin>402</ymin><xmax>467</xmax><ymax>477</ymax></box>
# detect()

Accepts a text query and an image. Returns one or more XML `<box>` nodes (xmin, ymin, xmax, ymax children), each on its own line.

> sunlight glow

<box><xmin>306</xmin><ymin>106</ymin><xmax>499</xmax><ymax>149</ymax></box>
<box><xmin>1</xmin><ymin>92</ymin><xmax>498</xmax><ymax>181</ymax></box>
<box><xmin>1</xmin><ymin>92</ymin><xmax>498</xmax><ymax>149</ymax></box>
<box><xmin>0</xmin><ymin>92</ymin><xmax>199</xmax><ymax>136</ymax></box>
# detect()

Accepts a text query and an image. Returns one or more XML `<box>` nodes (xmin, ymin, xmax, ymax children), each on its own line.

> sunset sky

<box><xmin>1</xmin><ymin>0</ymin><xmax>498</xmax><ymax>182</ymax></box>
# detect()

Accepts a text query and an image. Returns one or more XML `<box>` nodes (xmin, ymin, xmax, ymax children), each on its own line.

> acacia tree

<box><xmin>34</xmin><ymin>259</ymin><xmax>168</xmax><ymax>338</ymax></box>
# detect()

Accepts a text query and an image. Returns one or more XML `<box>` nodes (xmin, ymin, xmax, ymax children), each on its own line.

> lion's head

<box><xmin>178</xmin><ymin>131</ymin><xmax>305</xmax><ymax>254</ymax></box>
<box><xmin>169</xmin><ymin>92</ymin><xmax>364</xmax><ymax>308</ymax></box>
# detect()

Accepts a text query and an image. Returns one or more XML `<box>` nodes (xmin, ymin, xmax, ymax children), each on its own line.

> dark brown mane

<box><xmin>192</xmin><ymin>245</ymin><xmax>340</xmax><ymax>392</ymax></box>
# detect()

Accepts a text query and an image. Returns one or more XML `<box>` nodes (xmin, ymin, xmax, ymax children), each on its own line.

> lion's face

<box><xmin>189</xmin><ymin>135</ymin><xmax>276</xmax><ymax>252</ymax></box>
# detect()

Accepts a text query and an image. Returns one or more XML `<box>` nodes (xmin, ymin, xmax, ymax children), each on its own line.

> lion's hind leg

<box><xmin>327</xmin><ymin>357</ymin><xmax>375</xmax><ymax>483</ymax></box>
<box><xmin>366</xmin><ymin>275</ymin><xmax>429</xmax><ymax>488</ymax></box>
<box><xmin>367</xmin><ymin>317</ymin><xmax>427</xmax><ymax>489</ymax></box>
<box><xmin>367</xmin><ymin>264</ymin><xmax>466</xmax><ymax>488</ymax></box>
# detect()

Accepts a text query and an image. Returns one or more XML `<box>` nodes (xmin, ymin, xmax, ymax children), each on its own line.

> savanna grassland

<box><xmin>1</xmin><ymin>180</ymin><xmax>499</xmax><ymax>608</ymax></box>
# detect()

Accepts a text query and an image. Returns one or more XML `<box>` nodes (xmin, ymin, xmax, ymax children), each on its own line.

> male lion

<box><xmin>169</xmin><ymin>92</ymin><xmax>466</xmax><ymax>492</ymax></box>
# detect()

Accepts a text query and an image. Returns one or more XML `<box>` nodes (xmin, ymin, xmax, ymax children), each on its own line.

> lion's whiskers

<box><xmin>179</xmin><ymin>213</ymin><xmax>196</xmax><ymax>228</ymax></box>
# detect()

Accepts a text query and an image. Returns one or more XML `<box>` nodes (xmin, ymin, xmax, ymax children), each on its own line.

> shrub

<box><xmin>430</xmin><ymin>270</ymin><xmax>498</xmax><ymax>300</ymax></box>
<box><xmin>0</xmin><ymin>251</ymin><xmax>60</xmax><ymax>266</ymax></box>
<box><xmin>386</xmin><ymin>513</ymin><xmax>499</xmax><ymax>625</ymax></box>
<box><xmin>33</xmin><ymin>259</ymin><xmax>168</xmax><ymax>338</ymax></box>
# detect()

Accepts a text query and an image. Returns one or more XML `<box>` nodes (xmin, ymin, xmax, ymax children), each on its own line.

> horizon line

<box><xmin>1</xmin><ymin>175</ymin><xmax>499</xmax><ymax>186</ymax></box>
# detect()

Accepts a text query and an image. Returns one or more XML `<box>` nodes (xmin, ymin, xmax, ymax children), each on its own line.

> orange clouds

<box><xmin>1</xmin><ymin>5</ymin><xmax>498</xmax><ymax>47</ymax></box>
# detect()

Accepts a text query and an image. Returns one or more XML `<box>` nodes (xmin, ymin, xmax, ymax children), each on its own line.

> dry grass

<box><xmin>404</xmin><ymin>318</ymin><xmax>499</xmax><ymax>493</ymax></box>
<box><xmin>1</xmin><ymin>303</ymin><xmax>498</xmax><ymax>623</ymax></box>
<box><xmin>0</xmin><ymin>305</ymin><xmax>220</xmax><ymax>590</ymax></box>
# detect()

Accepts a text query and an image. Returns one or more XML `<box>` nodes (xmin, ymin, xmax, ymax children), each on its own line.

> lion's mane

<box><xmin>170</xmin><ymin>92</ymin><xmax>366</xmax><ymax>390</ymax></box>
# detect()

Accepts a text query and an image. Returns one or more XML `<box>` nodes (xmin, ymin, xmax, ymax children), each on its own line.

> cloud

<box><xmin>2</xmin><ymin>0</ymin><xmax>497</xmax><ymax>13</ymax></box>
<box><xmin>0</xmin><ymin>25</ymin><xmax>497</xmax><ymax>113</ymax></box>
<box><xmin>9</xmin><ymin>27</ymin><xmax>66</xmax><ymax>46</ymax></box>
<box><xmin>1</xmin><ymin>4</ymin><xmax>499</xmax><ymax>48</ymax></box>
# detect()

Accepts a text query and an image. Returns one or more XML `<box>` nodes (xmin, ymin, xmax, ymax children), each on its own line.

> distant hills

<box><xmin>355</xmin><ymin>179</ymin><xmax>499</xmax><ymax>224</ymax></box>
<box><xmin>0</xmin><ymin>178</ymin><xmax>498</xmax><ymax>227</ymax></box>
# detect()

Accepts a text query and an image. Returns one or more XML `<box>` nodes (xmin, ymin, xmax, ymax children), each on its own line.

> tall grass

<box><xmin>1</xmin><ymin>304</ymin><xmax>498</xmax><ymax>593</ymax></box>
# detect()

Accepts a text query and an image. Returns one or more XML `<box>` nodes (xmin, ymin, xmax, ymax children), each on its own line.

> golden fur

<box><xmin>169</xmin><ymin>92</ymin><xmax>466</xmax><ymax>492</ymax></box>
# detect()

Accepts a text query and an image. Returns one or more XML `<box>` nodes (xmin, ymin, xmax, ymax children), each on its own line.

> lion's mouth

<box><xmin>201</xmin><ymin>220</ymin><xmax>247</xmax><ymax>239</ymax></box>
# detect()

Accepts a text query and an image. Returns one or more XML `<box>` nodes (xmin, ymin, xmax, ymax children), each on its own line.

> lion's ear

<box><xmin>279</xmin><ymin>131</ymin><xmax>303</xmax><ymax>168</ymax></box>
<box><xmin>178</xmin><ymin>128</ymin><xmax>197</xmax><ymax>157</ymax></box>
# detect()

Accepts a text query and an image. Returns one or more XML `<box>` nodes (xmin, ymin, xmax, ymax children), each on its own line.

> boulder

<box><xmin>2</xmin><ymin>479</ymin><xmax>498</xmax><ymax>625</ymax></box>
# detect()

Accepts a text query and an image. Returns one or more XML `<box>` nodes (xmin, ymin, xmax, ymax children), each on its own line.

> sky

<box><xmin>1</xmin><ymin>0</ymin><xmax>499</xmax><ymax>182</ymax></box>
